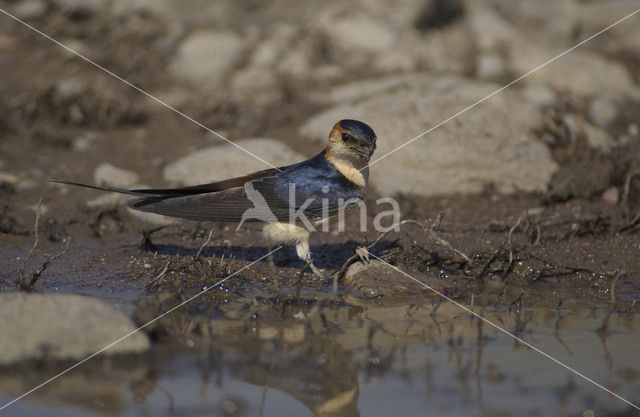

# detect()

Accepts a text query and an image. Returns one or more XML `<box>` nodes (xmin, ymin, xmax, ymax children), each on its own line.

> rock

<box><xmin>0</xmin><ymin>293</ymin><xmax>149</xmax><ymax>365</ymax></box>
<box><xmin>401</xmin><ymin>21</ymin><xmax>474</xmax><ymax>75</ymax></box>
<box><xmin>372</xmin><ymin>46</ymin><xmax>418</xmax><ymax>73</ymax></box>
<box><xmin>343</xmin><ymin>260</ymin><xmax>440</xmax><ymax>296</ymax></box>
<box><xmin>12</xmin><ymin>0</ymin><xmax>47</xmax><ymax>19</ymax></box>
<box><xmin>589</xmin><ymin>95</ymin><xmax>619</xmax><ymax>128</ymax></box>
<box><xmin>583</xmin><ymin>124</ymin><xmax>616</xmax><ymax>152</ymax></box>
<box><xmin>230</xmin><ymin>67</ymin><xmax>278</xmax><ymax>96</ymax></box>
<box><xmin>86</xmin><ymin>183</ymin><xmax>174</xmax><ymax>226</ymax></box>
<box><xmin>563</xmin><ymin>114</ymin><xmax>616</xmax><ymax>152</ymax></box>
<box><xmin>72</xmin><ymin>132</ymin><xmax>100</xmax><ymax>152</ymax></box>
<box><xmin>59</xmin><ymin>38</ymin><xmax>90</xmax><ymax>59</ymax></box>
<box><xmin>343</xmin><ymin>261</ymin><xmax>394</xmax><ymax>291</ymax></box>
<box><xmin>249</xmin><ymin>23</ymin><xmax>297</xmax><ymax>68</ymax></box>
<box><xmin>126</xmin><ymin>207</ymin><xmax>175</xmax><ymax>227</ymax></box>
<box><xmin>476</xmin><ymin>52</ymin><xmax>505</xmax><ymax>79</ymax></box>
<box><xmin>16</xmin><ymin>179</ymin><xmax>39</xmax><ymax>192</ymax></box>
<box><xmin>467</xmin><ymin>6</ymin><xmax>519</xmax><ymax>50</ymax></box>
<box><xmin>170</xmin><ymin>31</ymin><xmax>245</xmax><ymax>89</ymax></box>
<box><xmin>318</xmin><ymin>13</ymin><xmax>395</xmax><ymax>53</ymax></box>
<box><xmin>54</xmin><ymin>77</ymin><xmax>87</xmax><ymax>101</ymax></box>
<box><xmin>86</xmin><ymin>193</ymin><xmax>125</xmax><ymax>209</ymax></box>
<box><xmin>343</xmin><ymin>261</ymin><xmax>381</xmax><ymax>285</ymax></box>
<box><xmin>601</xmin><ymin>186</ymin><xmax>619</xmax><ymax>205</ymax></box>
<box><xmin>250</xmin><ymin>39</ymin><xmax>281</xmax><ymax>68</ymax></box>
<box><xmin>478</xmin><ymin>0</ymin><xmax>579</xmax><ymax>43</ymax></box>
<box><xmin>0</xmin><ymin>215</ymin><xmax>28</xmax><ymax>236</ymax></box>
<box><xmin>93</xmin><ymin>163</ymin><xmax>139</xmax><ymax>188</ymax></box>
<box><xmin>0</xmin><ymin>171</ymin><xmax>19</xmax><ymax>186</ymax></box>
<box><xmin>573</xmin><ymin>1</ymin><xmax>640</xmax><ymax>57</ymax></box>
<box><xmin>316</xmin><ymin>75</ymin><xmax>409</xmax><ymax>104</ymax></box>
<box><xmin>300</xmin><ymin>73</ymin><xmax>558</xmax><ymax>197</ymax></box>
<box><xmin>548</xmin><ymin>160</ymin><xmax>612</xmax><ymax>201</ymax></box>
<box><xmin>510</xmin><ymin>48</ymin><xmax>635</xmax><ymax>97</ymax></box>
<box><xmin>313</xmin><ymin>64</ymin><xmax>343</xmax><ymax>82</ymax></box>
<box><xmin>277</xmin><ymin>46</ymin><xmax>312</xmax><ymax>79</ymax></box>
<box><xmin>521</xmin><ymin>82</ymin><xmax>557</xmax><ymax>107</ymax></box>
<box><xmin>163</xmin><ymin>138</ymin><xmax>306</xmax><ymax>185</ymax></box>
<box><xmin>72</xmin><ymin>136</ymin><xmax>91</xmax><ymax>152</ymax></box>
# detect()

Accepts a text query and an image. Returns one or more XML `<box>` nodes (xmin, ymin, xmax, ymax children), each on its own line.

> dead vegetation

<box><xmin>16</xmin><ymin>201</ymin><xmax>71</xmax><ymax>291</ymax></box>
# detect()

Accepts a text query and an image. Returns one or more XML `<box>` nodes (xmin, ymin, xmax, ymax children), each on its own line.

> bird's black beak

<box><xmin>350</xmin><ymin>147</ymin><xmax>370</xmax><ymax>162</ymax></box>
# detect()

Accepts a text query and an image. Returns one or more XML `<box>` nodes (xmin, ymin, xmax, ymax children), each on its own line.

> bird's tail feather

<box><xmin>50</xmin><ymin>180</ymin><xmax>158</xmax><ymax>197</ymax></box>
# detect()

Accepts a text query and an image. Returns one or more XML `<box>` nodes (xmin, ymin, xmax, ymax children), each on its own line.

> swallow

<box><xmin>55</xmin><ymin>119</ymin><xmax>377</xmax><ymax>277</ymax></box>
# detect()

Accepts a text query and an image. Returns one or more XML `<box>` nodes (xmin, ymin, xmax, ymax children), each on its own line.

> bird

<box><xmin>54</xmin><ymin>119</ymin><xmax>377</xmax><ymax>277</ymax></box>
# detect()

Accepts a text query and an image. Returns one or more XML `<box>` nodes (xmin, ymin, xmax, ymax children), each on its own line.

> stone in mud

<box><xmin>0</xmin><ymin>293</ymin><xmax>149</xmax><ymax>365</ymax></box>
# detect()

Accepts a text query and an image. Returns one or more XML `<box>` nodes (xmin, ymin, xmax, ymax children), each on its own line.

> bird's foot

<box><xmin>355</xmin><ymin>246</ymin><xmax>370</xmax><ymax>264</ymax></box>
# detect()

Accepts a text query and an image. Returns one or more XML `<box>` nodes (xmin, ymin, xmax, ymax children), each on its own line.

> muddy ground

<box><xmin>1</xmin><ymin>42</ymin><xmax>638</xmax><ymax>308</ymax></box>
<box><xmin>1</xmin><ymin>0</ymin><xmax>640</xmax><ymax>415</ymax></box>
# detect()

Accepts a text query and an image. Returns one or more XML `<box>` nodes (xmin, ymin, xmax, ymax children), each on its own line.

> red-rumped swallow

<box><xmin>55</xmin><ymin>119</ymin><xmax>377</xmax><ymax>276</ymax></box>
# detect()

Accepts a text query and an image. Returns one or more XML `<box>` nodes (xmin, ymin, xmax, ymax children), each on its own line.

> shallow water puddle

<box><xmin>2</xmin><ymin>298</ymin><xmax>639</xmax><ymax>417</ymax></box>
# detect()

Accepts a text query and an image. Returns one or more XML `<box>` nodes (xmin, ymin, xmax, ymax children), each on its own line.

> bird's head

<box><xmin>326</xmin><ymin>119</ymin><xmax>377</xmax><ymax>167</ymax></box>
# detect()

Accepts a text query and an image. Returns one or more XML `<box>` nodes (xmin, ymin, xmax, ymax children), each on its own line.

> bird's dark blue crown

<box><xmin>339</xmin><ymin>119</ymin><xmax>376</xmax><ymax>144</ymax></box>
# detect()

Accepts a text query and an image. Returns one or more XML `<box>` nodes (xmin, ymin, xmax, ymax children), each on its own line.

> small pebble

<box><xmin>601</xmin><ymin>187</ymin><xmax>619</xmax><ymax>205</ymax></box>
<box><xmin>222</xmin><ymin>399</ymin><xmax>240</xmax><ymax>416</ymax></box>
<box><xmin>589</xmin><ymin>95</ymin><xmax>619</xmax><ymax>128</ymax></box>
<box><xmin>0</xmin><ymin>172</ymin><xmax>19</xmax><ymax>185</ymax></box>
<box><xmin>476</xmin><ymin>53</ymin><xmax>504</xmax><ymax>79</ymax></box>
<box><xmin>94</xmin><ymin>163</ymin><xmax>139</xmax><ymax>188</ymax></box>
<box><xmin>522</xmin><ymin>83</ymin><xmax>557</xmax><ymax>107</ymax></box>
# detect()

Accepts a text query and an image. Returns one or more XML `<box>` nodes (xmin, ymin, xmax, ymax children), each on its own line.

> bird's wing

<box><xmin>55</xmin><ymin>153</ymin><xmax>362</xmax><ymax>223</ymax></box>
<box><xmin>129</xmin><ymin>187</ymin><xmax>258</xmax><ymax>222</ymax></box>
<box><xmin>128</xmin><ymin>175</ymin><xmax>300</xmax><ymax>223</ymax></box>
<box><xmin>129</xmin><ymin>172</ymin><xmax>350</xmax><ymax>223</ymax></box>
<box><xmin>52</xmin><ymin>166</ymin><xmax>280</xmax><ymax>198</ymax></box>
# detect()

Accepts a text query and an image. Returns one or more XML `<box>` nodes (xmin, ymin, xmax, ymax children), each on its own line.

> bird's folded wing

<box><xmin>129</xmin><ymin>187</ymin><xmax>261</xmax><ymax>222</ymax></box>
<box><xmin>130</xmin><ymin>176</ymin><xmax>348</xmax><ymax>223</ymax></box>
<box><xmin>52</xmin><ymin>167</ymin><xmax>280</xmax><ymax>198</ymax></box>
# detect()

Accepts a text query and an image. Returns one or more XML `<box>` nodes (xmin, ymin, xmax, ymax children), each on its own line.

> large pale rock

<box><xmin>12</xmin><ymin>0</ymin><xmax>47</xmax><ymax>19</ymax></box>
<box><xmin>510</xmin><ymin>47</ymin><xmax>635</xmax><ymax>97</ymax></box>
<box><xmin>163</xmin><ymin>138</ymin><xmax>306</xmax><ymax>185</ymax></box>
<box><xmin>170</xmin><ymin>31</ymin><xmax>245</xmax><ymax>88</ymax></box>
<box><xmin>318</xmin><ymin>13</ymin><xmax>396</xmax><ymax>53</ymax></box>
<box><xmin>249</xmin><ymin>23</ymin><xmax>297</xmax><ymax>68</ymax></box>
<box><xmin>377</xmin><ymin>20</ymin><xmax>473</xmax><ymax>76</ymax></box>
<box><xmin>0</xmin><ymin>293</ymin><xmax>149</xmax><ymax>365</ymax></box>
<box><xmin>300</xmin><ymin>74</ymin><xmax>558</xmax><ymax>197</ymax></box>
<box><xmin>572</xmin><ymin>2</ymin><xmax>640</xmax><ymax>57</ymax></box>
<box><xmin>473</xmin><ymin>0</ymin><xmax>580</xmax><ymax>43</ymax></box>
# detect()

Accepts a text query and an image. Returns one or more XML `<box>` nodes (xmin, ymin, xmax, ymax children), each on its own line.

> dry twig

<box><xmin>145</xmin><ymin>259</ymin><xmax>172</xmax><ymax>290</ymax></box>
<box><xmin>17</xmin><ymin>201</ymin><xmax>72</xmax><ymax>290</ymax></box>
<box><xmin>195</xmin><ymin>229</ymin><xmax>214</xmax><ymax>260</ymax></box>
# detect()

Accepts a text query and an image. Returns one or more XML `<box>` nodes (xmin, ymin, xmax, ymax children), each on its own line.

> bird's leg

<box><xmin>266</xmin><ymin>243</ymin><xmax>278</xmax><ymax>276</ymax></box>
<box><xmin>296</xmin><ymin>239</ymin><xmax>324</xmax><ymax>279</ymax></box>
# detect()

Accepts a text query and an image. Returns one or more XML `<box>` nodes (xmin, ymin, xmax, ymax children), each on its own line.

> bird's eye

<box><xmin>341</xmin><ymin>133</ymin><xmax>350</xmax><ymax>142</ymax></box>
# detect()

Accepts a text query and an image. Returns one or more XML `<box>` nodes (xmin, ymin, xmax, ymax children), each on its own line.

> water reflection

<box><xmin>1</xmin><ymin>296</ymin><xmax>639</xmax><ymax>416</ymax></box>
